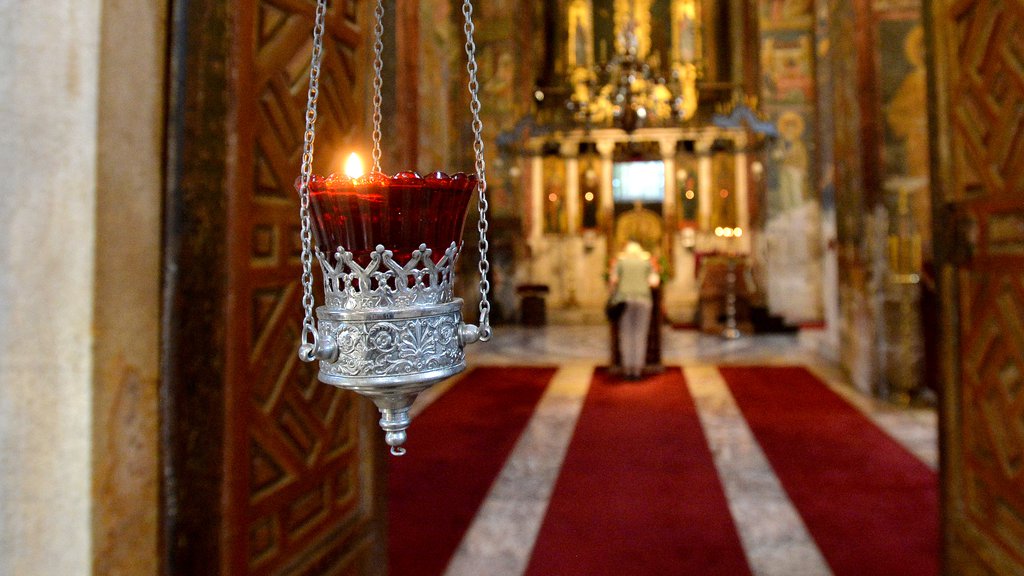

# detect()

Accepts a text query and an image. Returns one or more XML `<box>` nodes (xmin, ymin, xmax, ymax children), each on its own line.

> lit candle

<box><xmin>344</xmin><ymin>152</ymin><xmax>365</xmax><ymax>179</ymax></box>
<box><xmin>301</xmin><ymin>153</ymin><xmax>477</xmax><ymax>265</ymax></box>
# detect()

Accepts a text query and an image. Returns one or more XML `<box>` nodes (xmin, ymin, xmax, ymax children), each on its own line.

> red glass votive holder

<box><xmin>303</xmin><ymin>171</ymin><xmax>477</xmax><ymax>265</ymax></box>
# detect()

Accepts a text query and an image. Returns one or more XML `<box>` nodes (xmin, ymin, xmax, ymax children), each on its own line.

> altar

<box><xmin>518</xmin><ymin>126</ymin><xmax>754</xmax><ymax>324</ymax></box>
<box><xmin>508</xmin><ymin>0</ymin><xmax>767</xmax><ymax>325</ymax></box>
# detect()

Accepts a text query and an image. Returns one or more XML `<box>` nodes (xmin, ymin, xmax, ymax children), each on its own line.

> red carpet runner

<box><xmin>525</xmin><ymin>368</ymin><xmax>752</xmax><ymax>576</ymax></box>
<box><xmin>719</xmin><ymin>366</ymin><xmax>939</xmax><ymax>576</ymax></box>
<box><xmin>388</xmin><ymin>366</ymin><xmax>555</xmax><ymax>576</ymax></box>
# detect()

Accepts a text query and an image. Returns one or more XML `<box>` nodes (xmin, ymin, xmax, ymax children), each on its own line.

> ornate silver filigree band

<box><xmin>311</xmin><ymin>242</ymin><xmax>478</xmax><ymax>455</ymax></box>
<box><xmin>317</xmin><ymin>243</ymin><xmax>459</xmax><ymax>310</ymax></box>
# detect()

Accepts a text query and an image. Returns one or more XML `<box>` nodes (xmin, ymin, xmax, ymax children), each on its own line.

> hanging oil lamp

<box><xmin>295</xmin><ymin>0</ymin><xmax>491</xmax><ymax>455</ymax></box>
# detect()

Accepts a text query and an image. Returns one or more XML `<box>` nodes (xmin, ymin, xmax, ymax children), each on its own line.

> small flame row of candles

<box><xmin>714</xmin><ymin>226</ymin><xmax>743</xmax><ymax>238</ymax></box>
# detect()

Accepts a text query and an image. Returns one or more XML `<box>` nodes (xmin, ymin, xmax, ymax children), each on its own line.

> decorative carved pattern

<box><xmin>962</xmin><ymin>276</ymin><xmax>1024</xmax><ymax>478</ymax></box>
<box><xmin>938</xmin><ymin>0</ymin><xmax>1024</xmax><ymax>570</ymax></box>
<box><xmin>235</xmin><ymin>1</ymin><xmax>381</xmax><ymax>574</ymax></box>
<box><xmin>988</xmin><ymin>211</ymin><xmax>1024</xmax><ymax>254</ymax></box>
<box><xmin>957</xmin><ymin>273</ymin><xmax>1024</xmax><ymax>567</ymax></box>
<box><xmin>950</xmin><ymin>0</ymin><xmax>1024</xmax><ymax>199</ymax></box>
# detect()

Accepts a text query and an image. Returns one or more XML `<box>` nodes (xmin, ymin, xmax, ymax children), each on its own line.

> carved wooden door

<box><xmin>229</xmin><ymin>0</ymin><xmax>386</xmax><ymax>574</ymax></box>
<box><xmin>162</xmin><ymin>0</ymin><xmax>386</xmax><ymax>574</ymax></box>
<box><xmin>928</xmin><ymin>0</ymin><xmax>1024</xmax><ymax>571</ymax></box>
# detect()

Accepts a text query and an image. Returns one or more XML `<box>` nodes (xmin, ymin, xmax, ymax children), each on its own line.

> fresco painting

<box><xmin>878</xmin><ymin>19</ymin><xmax>930</xmax><ymax>253</ymax></box>
<box><xmin>758</xmin><ymin>0</ymin><xmax>823</xmax><ymax>323</ymax></box>
<box><xmin>761</xmin><ymin>31</ymin><xmax>815</xmax><ymax>105</ymax></box>
<box><xmin>879</xmin><ymin>20</ymin><xmax>927</xmax><ymax>181</ymax></box>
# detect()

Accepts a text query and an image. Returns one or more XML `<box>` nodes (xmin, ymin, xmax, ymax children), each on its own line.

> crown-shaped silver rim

<box><xmin>317</xmin><ymin>242</ymin><xmax>460</xmax><ymax>310</ymax></box>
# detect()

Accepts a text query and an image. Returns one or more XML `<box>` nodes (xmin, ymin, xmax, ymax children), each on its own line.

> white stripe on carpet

<box><xmin>443</xmin><ymin>362</ymin><xmax>594</xmax><ymax>576</ymax></box>
<box><xmin>684</xmin><ymin>365</ymin><xmax>833</xmax><ymax>576</ymax></box>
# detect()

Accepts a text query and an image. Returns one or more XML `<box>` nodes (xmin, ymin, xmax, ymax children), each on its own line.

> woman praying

<box><xmin>609</xmin><ymin>241</ymin><xmax>660</xmax><ymax>379</ymax></box>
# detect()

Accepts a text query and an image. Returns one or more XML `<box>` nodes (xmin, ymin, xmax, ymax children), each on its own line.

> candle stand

<box><xmin>722</xmin><ymin>257</ymin><xmax>742</xmax><ymax>340</ymax></box>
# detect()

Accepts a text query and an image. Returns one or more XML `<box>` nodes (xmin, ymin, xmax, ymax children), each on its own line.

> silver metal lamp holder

<box><xmin>294</xmin><ymin>0</ymin><xmax>492</xmax><ymax>455</ymax></box>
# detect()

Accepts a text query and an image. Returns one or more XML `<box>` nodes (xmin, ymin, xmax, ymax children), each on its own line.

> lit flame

<box><xmin>344</xmin><ymin>153</ymin><xmax>365</xmax><ymax>179</ymax></box>
<box><xmin>715</xmin><ymin>226</ymin><xmax>744</xmax><ymax>238</ymax></box>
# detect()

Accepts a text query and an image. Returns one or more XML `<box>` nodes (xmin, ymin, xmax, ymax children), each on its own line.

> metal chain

<box><xmin>371</xmin><ymin>0</ymin><xmax>385</xmax><ymax>173</ymax></box>
<box><xmin>462</xmin><ymin>0</ymin><xmax>492</xmax><ymax>341</ymax></box>
<box><xmin>298</xmin><ymin>0</ymin><xmax>488</xmax><ymax>351</ymax></box>
<box><xmin>297</xmin><ymin>0</ymin><xmax>329</xmax><ymax>362</ymax></box>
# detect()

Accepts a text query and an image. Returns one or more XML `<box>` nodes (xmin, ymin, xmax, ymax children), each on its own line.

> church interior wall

<box><xmin>409</xmin><ymin>0</ymin><xmax>545</xmax><ymax>324</ymax></box>
<box><xmin>757</xmin><ymin>0</ymin><xmax>825</xmax><ymax>326</ymax></box>
<box><xmin>0</xmin><ymin>1</ymin><xmax>103</xmax><ymax>573</ymax></box>
<box><xmin>466</xmin><ymin>0</ymin><xmax>934</xmax><ymax>401</ymax></box>
<box><xmin>813</xmin><ymin>0</ymin><xmax>842</xmax><ymax>362</ymax></box>
<box><xmin>821</xmin><ymin>0</ymin><xmax>934</xmax><ymax>400</ymax></box>
<box><xmin>477</xmin><ymin>0</ymin><xmax>823</xmax><ymax>328</ymax></box>
<box><xmin>869</xmin><ymin>0</ymin><xmax>933</xmax><ymax>403</ymax></box>
<box><xmin>91</xmin><ymin>0</ymin><xmax>167</xmax><ymax>572</ymax></box>
<box><xmin>0</xmin><ymin>0</ymin><xmax>964</xmax><ymax>573</ymax></box>
<box><xmin>0</xmin><ymin>1</ymin><xmax>167</xmax><ymax>573</ymax></box>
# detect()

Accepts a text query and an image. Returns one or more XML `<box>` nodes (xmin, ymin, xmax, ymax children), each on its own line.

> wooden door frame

<box><xmin>160</xmin><ymin>0</ymin><xmax>234</xmax><ymax>571</ymax></box>
<box><xmin>924</xmin><ymin>0</ymin><xmax>956</xmax><ymax>568</ymax></box>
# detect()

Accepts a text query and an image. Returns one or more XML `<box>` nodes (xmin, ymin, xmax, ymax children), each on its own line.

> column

<box><xmin>596</xmin><ymin>139</ymin><xmax>616</xmax><ymax>228</ymax></box>
<box><xmin>529</xmin><ymin>144</ymin><xmax>545</xmax><ymax>243</ymax></box>
<box><xmin>734</xmin><ymin>133</ymin><xmax>751</xmax><ymax>253</ymax></box>
<box><xmin>696</xmin><ymin>136</ymin><xmax>715</xmax><ymax>232</ymax></box>
<box><xmin>561</xmin><ymin>140</ymin><xmax>581</xmax><ymax>235</ymax></box>
<box><xmin>561</xmin><ymin>140</ymin><xmax>581</xmax><ymax>306</ymax></box>
<box><xmin>659</xmin><ymin>137</ymin><xmax>678</xmax><ymax>281</ymax></box>
<box><xmin>659</xmin><ymin>137</ymin><xmax>678</xmax><ymax>225</ymax></box>
<box><xmin>0</xmin><ymin>1</ymin><xmax>101</xmax><ymax>573</ymax></box>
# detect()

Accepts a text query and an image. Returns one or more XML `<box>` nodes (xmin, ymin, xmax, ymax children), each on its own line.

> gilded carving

<box><xmin>569</xmin><ymin>0</ymin><xmax>595</xmax><ymax>69</ymax></box>
<box><xmin>614</xmin><ymin>0</ymin><xmax>653</xmax><ymax>58</ymax></box>
<box><xmin>671</xmin><ymin>0</ymin><xmax>700</xmax><ymax>65</ymax></box>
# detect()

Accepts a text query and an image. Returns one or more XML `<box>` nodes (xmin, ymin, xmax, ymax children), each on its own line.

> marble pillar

<box><xmin>734</xmin><ymin>135</ymin><xmax>751</xmax><ymax>253</ymax></box>
<box><xmin>696</xmin><ymin>137</ymin><xmax>714</xmax><ymax>232</ymax></box>
<box><xmin>526</xmin><ymin>149</ymin><xmax>545</xmax><ymax>282</ymax></box>
<box><xmin>529</xmin><ymin>150</ymin><xmax>545</xmax><ymax>241</ymax></box>
<box><xmin>596</xmin><ymin>139</ymin><xmax>616</xmax><ymax>232</ymax></box>
<box><xmin>562</xmin><ymin>141</ymin><xmax>581</xmax><ymax>235</ymax></box>
<box><xmin>92</xmin><ymin>0</ymin><xmax>166</xmax><ymax>572</ymax></box>
<box><xmin>1</xmin><ymin>3</ymin><xmax>166</xmax><ymax>574</ymax></box>
<box><xmin>659</xmin><ymin>137</ymin><xmax>678</xmax><ymax>226</ymax></box>
<box><xmin>0</xmin><ymin>2</ymin><xmax>101</xmax><ymax>574</ymax></box>
<box><xmin>561</xmin><ymin>141</ymin><xmax>581</xmax><ymax>306</ymax></box>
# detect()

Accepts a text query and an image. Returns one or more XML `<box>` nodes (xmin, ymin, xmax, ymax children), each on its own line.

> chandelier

<box><xmin>567</xmin><ymin>19</ymin><xmax>698</xmax><ymax>132</ymax></box>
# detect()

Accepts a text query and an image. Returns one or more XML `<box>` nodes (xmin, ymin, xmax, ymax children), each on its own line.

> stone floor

<box><xmin>413</xmin><ymin>325</ymin><xmax>938</xmax><ymax>576</ymax></box>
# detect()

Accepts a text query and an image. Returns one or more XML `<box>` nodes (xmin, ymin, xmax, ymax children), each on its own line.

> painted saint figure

<box><xmin>885</xmin><ymin>25</ymin><xmax>928</xmax><ymax>180</ymax></box>
<box><xmin>775</xmin><ymin>111</ymin><xmax>808</xmax><ymax>212</ymax></box>
<box><xmin>568</xmin><ymin>0</ymin><xmax>592</xmax><ymax>69</ymax></box>
<box><xmin>673</xmin><ymin>0</ymin><xmax>698</xmax><ymax>64</ymax></box>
